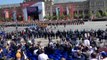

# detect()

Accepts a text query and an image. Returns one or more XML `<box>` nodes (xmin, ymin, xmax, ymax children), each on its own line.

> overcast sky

<box><xmin>0</xmin><ymin>0</ymin><xmax>86</xmax><ymax>5</ymax></box>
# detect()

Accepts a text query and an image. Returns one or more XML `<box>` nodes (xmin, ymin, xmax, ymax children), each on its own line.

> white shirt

<box><xmin>84</xmin><ymin>39</ymin><xmax>90</xmax><ymax>46</ymax></box>
<box><xmin>85</xmin><ymin>33</ymin><xmax>88</xmax><ymax>38</ymax></box>
<box><xmin>90</xmin><ymin>59</ymin><xmax>97</xmax><ymax>60</ymax></box>
<box><xmin>103</xmin><ymin>58</ymin><xmax>107</xmax><ymax>60</ymax></box>
<box><xmin>38</xmin><ymin>53</ymin><xmax>49</xmax><ymax>60</ymax></box>
<box><xmin>49</xmin><ymin>42</ymin><xmax>54</xmax><ymax>46</ymax></box>
<box><xmin>34</xmin><ymin>49</ymin><xmax>38</xmax><ymax>55</ymax></box>
<box><xmin>12</xmin><ymin>36</ymin><xmax>14</xmax><ymax>39</ymax></box>
<box><xmin>23</xmin><ymin>52</ymin><xmax>27</xmax><ymax>59</ymax></box>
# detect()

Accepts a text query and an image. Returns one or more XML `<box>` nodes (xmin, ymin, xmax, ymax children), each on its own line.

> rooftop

<box><xmin>54</xmin><ymin>0</ymin><xmax>86</xmax><ymax>3</ymax></box>
<box><xmin>0</xmin><ymin>3</ymin><xmax>20</xmax><ymax>8</ymax></box>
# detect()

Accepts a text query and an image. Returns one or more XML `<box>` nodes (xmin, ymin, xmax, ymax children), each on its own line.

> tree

<box><xmin>44</xmin><ymin>16</ymin><xmax>48</xmax><ymax>19</ymax></box>
<box><xmin>44</xmin><ymin>15</ymin><xmax>58</xmax><ymax>20</ymax></box>
<box><xmin>44</xmin><ymin>16</ymin><xmax>51</xmax><ymax>20</ymax></box>
<box><xmin>88</xmin><ymin>11</ymin><xmax>93</xmax><ymax>17</ymax></box>
<box><xmin>96</xmin><ymin>11</ymin><xmax>101</xmax><ymax>18</ymax></box>
<box><xmin>17</xmin><ymin>15</ymin><xmax>23</xmax><ymax>21</ymax></box>
<box><xmin>103</xmin><ymin>11</ymin><xmax>107</xmax><ymax>17</ymax></box>
<box><xmin>0</xmin><ymin>17</ymin><xmax>4</xmax><ymax>21</ymax></box>
<box><xmin>66</xmin><ymin>14</ymin><xmax>71</xmax><ymax>19</ymax></box>
<box><xmin>87</xmin><ymin>11</ymin><xmax>93</xmax><ymax>19</ymax></box>
<box><xmin>59</xmin><ymin>14</ymin><xmax>65</xmax><ymax>20</ymax></box>
<box><xmin>79</xmin><ymin>13</ymin><xmax>83</xmax><ymax>18</ymax></box>
<box><xmin>74</xmin><ymin>13</ymin><xmax>78</xmax><ymax>19</ymax></box>
<box><xmin>52</xmin><ymin>16</ymin><xmax>57</xmax><ymax>20</ymax></box>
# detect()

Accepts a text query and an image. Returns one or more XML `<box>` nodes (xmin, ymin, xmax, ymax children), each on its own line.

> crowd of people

<box><xmin>0</xmin><ymin>26</ymin><xmax>107</xmax><ymax>60</ymax></box>
<box><xmin>44</xmin><ymin>20</ymin><xmax>84</xmax><ymax>25</ymax></box>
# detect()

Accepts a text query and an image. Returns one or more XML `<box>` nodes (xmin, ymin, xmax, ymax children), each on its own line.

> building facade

<box><xmin>0</xmin><ymin>3</ymin><xmax>23</xmax><ymax>21</ymax></box>
<box><xmin>49</xmin><ymin>0</ymin><xmax>107</xmax><ymax>19</ymax></box>
<box><xmin>0</xmin><ymin>0</ymin><xmax>46</xmax><ymax>21</ymax></box>
<box><xmin>0</xmin><ymin>0</ymin><xmax>107</xmax><ymax>21</ymax></box>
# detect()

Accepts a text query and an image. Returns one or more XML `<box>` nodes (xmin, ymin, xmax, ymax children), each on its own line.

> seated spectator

<box><xmin>0</xmin><ymin>48</ymin><xmax>3</xmax><ymax>59</ymax></box>
<box><xmin>16</xmin><ymin>49</ymin><xmax>21</xmax><ymax>60</ymax></box>
<box><xmin>60</xmin><ymin>57</ymin><xmax>66</xmax><ymax>60</ymax></box>
<box><xmin>101</xmin><ymin>51</ymin><xmax>107</xmax><ymax>60</ymax></box>
<box><xmin>90</xmin><ymin>52</ymin><xmax>97</xmax><ymax>60</ymax></box>
<box><xmin>38</xmin><ymin>47</ymin><xmax>49</xmax><ymax>60</ymax></box>
<box><xmin>84</xmin><ymin>38</ymin><xmax>90</xmax><ymax>47</ymax></box>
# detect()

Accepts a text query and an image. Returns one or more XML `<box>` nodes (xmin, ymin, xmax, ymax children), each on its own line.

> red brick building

<box><xmin>0</xmin><ymin>0</ymin><xmax>45</xmax><ymax>21</ymax></box>
<box><xmin>0</xmin><ymin>3</ymin><xmax>23</xmax><ymax>21</ymax></box>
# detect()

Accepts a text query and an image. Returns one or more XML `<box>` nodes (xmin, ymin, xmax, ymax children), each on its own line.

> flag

<box><xmin>70</xmin><ymin>4</ymin><xmax>75</xmax><ymax>20</ymax></box>
<box><xmin>66</xmin><ymin>7</ymin><xmax>69</xmax><ymax>15</ymax></box>
<box><xmin>28</xmin><ymin>16</ymin><xmax>31</xmax><ymax>22</ymax></box>
<box><xmin>56</xmin><ymin>8</ymin><xmax>59</xmax><ymax>16</ymax></box>
<box><xmin>4</xmin><ymin>10</ymin><xmax>9</xmax><ymax>18</ymax></box>
<box><xmin>59</xmin><ymin>5</ymin><xmax>64</xmax><ymax>16</ymax></box>
<box><xmin>13</xmin><ymin>10</ymin><xmax>17</xmax><ymax>21</ymax></box>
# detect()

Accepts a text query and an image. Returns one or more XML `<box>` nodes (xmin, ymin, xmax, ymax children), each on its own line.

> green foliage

<box><xmin>17</xmin><ymin>15</ymin><xmax>23</xmax><ymax>21</ymax></box>
<box><xmin>74</xmin><ymin>13</ymin><xmax>78</xmax><ymax>18</ymax></box>
<box><xmin>44</xmin><ymin>16</ymin><xmax>51</xmax><ymax>20</ymax></box>
<box><xmin>5</xmin><ymin>18</ymin><xmax>9</xmax><ymax>21</ymax></box>
<box><xmin>66</xmin><ymin>14</ymin><xmax>71</xmax><ymax>19</ymax></box>
<box><xmin>53</xmin><ymin>16</ymin><xmax>58</xmax><ymax>20</ymax></box>
<box><xmin>88</xmin><ymin>11</ymin><xmax>93</xmax><ymax>17</ymax></box>
<box><xmin>79</xmin><ymin>13</ymin><xmax>83</xmax><ymax>18</ymax></box>
<box><xmin>44</xmin><ymin>15</ymin><xmax>58</xmax><ymax>20</ymax></box>
<box><xmin>96</xmin><ymin>11</ymin><xmax>101</xmax><ymax>18</ymax></box>
<box><xmin>86</xmin><ymin>11</ymin><xmax>93</xmax><ymax>19</ymax></box>
<box><xmin>44</xmin><ymin>16</ymin><xmax>48</xmax><ymax>19</ymax></box>
<box><xmin>103</xmin><ymin>11</ymin><xmax>107</xmax><ymax>17</ymax></box>
<box><xmin>0</xmin><ymin>17</ymin><xmax>14</xmax><ymax>22</ymax></box>
<box><xmin>45</xmin><ymin>14</ymin><xmax>69</xmax><ymax>20</ymax></box>
<box><xmin>0</xmin><ymin>17</ymin><xmax>4</xmax><ymax>21</ymax></box>
<box><xmin>59</xmin><ymin>14</ymin><xmax>65</xmax><ymax>20</ymax></box>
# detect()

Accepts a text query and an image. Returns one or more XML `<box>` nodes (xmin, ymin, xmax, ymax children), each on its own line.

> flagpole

<box><xmin>13</xmin><ymin>7</ymin><xmax>18</xmax><ymax>39</ymax></box>
<box><xmin>16</xmin><ymin>19</ymin><xmax>18</xmax><ymax>39</ymax></box>
<box><xmin>50</xmin><ymin>0</ymin><xmax>54</xmax><ymax>17</ymax></box>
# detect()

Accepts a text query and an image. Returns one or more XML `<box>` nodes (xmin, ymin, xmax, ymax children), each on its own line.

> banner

<box><xmin>70</xmin><ymin>4</ymin><xmax>75</xmax><ymax>20</ymax></box>
<box><xmin>27</xmin><ymin>7</ymin><xmax>38</xmax><ymax>16</ymax></box>
<box><xmin>13</xmin><ymin>10</ymin><xmax>17</xmax><ymax>21</ymax></box>
<box><xmin>4</xmin><ymin>10</ymin><xmax>9</xmax><ymax>18</ymax></box>
<box><xmin>56</xmin><ymin>8</ymin><xmax>59</xmax><ymax>16</ymax></box>
<box><xmin>59</xmin><ymin>5</ymin><xmax>64</xmax><ymax>16</ymax></box>
<box><xmin>27</xmin><ymin>7</ymin><xmax>39</xmax><ymax>20</ymax></box>
<box><xmin>66</xmin><ymin>7</ymin><xmax>69</xmax><ymax>15</ymax></box>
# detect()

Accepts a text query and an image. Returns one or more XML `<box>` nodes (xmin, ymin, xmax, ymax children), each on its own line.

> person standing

<box><xmin>16</xmin><ymin>49</ymin><xmax>21</xmax><ymax>60</ymax></box>
<box><xmin>38</xmin><ymin>48</ymin><xmax>49</xmax><ymax>60</ymax></box>
<box><xmin>84</xmin><ymin>38</ymin><xmax>90</xmax><ymax>47</ymax></box>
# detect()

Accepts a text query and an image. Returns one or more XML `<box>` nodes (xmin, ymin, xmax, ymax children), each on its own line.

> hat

<box><xmin>17</xmin><ymin>49</ymin><xmax>21</xmax><ymax>52</ymax></box>
<box><xmin>101</xmin><ymin>51</ymin><xmax>107</xmax><ymax>57</ymax></box>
